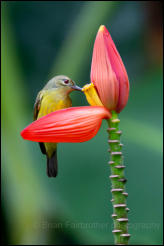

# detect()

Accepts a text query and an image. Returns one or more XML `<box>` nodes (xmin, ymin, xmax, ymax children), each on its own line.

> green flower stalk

<box><xmin>107</xmin><ymin>111</ymin><xmax>130</xmax><ymax>245</ymax></box>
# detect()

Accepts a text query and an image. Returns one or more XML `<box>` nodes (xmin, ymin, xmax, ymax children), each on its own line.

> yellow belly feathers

<box><xmin>38</xmin><ymin>88</ymin><xmax>72</xmax><ymax>119</ymax></box>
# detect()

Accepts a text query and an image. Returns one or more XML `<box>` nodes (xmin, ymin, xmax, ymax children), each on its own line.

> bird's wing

<box><xmin>33</xmin><ymin>91</ymin><xmax>47</xmax><ymax>155</ymax></box>
<box><xmin>33</xmin><ymin>90</ymin><xmax>44</xmax><ymax>120</ymax></box>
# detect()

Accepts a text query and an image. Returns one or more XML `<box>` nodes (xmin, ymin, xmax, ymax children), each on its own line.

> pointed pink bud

<box><xmin>21</xmin><ymin>106</ymin><xmax>110</xmax><ymax>143</ymax></box>
<box><xmin>91</xmin><ymin>25</ymin><xmax>129</xmax><ymax>113</ymax></box>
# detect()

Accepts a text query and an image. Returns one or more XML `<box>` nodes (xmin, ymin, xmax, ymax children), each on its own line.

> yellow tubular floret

<box><xmin>82</xmin><ymin>83</ymin><xmax>103</xmax><ymax>107</ymax></box>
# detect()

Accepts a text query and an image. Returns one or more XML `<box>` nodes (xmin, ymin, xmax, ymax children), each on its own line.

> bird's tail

<box><xmin>46</xmin><ymin>150</ymin><xmax>58</xmax><ymax>177</ymax></box>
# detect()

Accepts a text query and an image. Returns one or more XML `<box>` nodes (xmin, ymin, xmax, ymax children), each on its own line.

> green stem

<box><xmin>107</xmin><ymin>111</ymin><xmax>130</xmax><ymax>245</ymax></box>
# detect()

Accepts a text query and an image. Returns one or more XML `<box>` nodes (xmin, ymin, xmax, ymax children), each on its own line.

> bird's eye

<box><xmin>64</xmin><ymin>79</ymin><xmax>69</xmax><ymax>84</ymax></box>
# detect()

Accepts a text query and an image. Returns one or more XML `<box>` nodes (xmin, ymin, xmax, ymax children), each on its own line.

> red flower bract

<box><xmin>91</xmin><ymin>25</ymin><xmax>129</xmax><ymax>113</ymax></box>
<box><xmin>21</xmin><ymin>106</ymin><xmax>110</xmax><ymax>143</ymax></box>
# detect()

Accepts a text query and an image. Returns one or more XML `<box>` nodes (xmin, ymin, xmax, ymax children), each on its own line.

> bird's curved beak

<box><xmin>71</xmin><ymin>85</ymin><xmax>82</xmax><ymax>91</ymax></box>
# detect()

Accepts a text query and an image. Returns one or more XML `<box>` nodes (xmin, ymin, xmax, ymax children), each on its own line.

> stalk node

<box><xmin>120</xmin><ymin>234</ymin><xmax>131</xmax><ymax>238</ymax></box>
<box><xmin>111</xmin><ymin>119</ymin><xmax>120</xmax><ymax>123</ymax></box>
<box><xmin>114</xmin><ymin>204</ymin><xmax>126</xmax><ymax>208</ymax></box>
<box><xmin>108</xmin><ymin>140</ymin><xmax>119</xmax><ymax>143</ymax></box>
<box><xmin>112</xmin><ymin>229</ymin><xmax>122</xmax><ymax>233</ymax></box>
<box><xmin>107</xmin><ymin>127</ymin><xmax>116</xmax><ymax>132</ymax></box>
<box><xmin>116</xmin><ymin>218</ymin><xmax>128</xmax><ymax>222</ymax></box>
<box><xmin>116</xmin><ymin>130</ymin><xmax>122</xmax><ymax>135</ymax></box>
<box><xmin>110</xmin><ymin>175</ymin><xmax>119</xmax><ymax>179</ymax></box>
<box><xmin>111</xmin><ymin>188</ymin><xmax>124</xmax><ymax>193</ymax></box>
<box><xmin>115</xmin><ymin>165</ymin><xmax>125</xmax><ymax>169</ymax></box>
<box><xmin>118</xmin><ymin>178</ymin><xmax>127</xmax><ymax>183</ymax></box>
<box><xmin>108</xmin><ymin>161</ymin><xmax>115</xmax><ymax>165</ymax></box>
<box><xmin>111</xmin><ymin>151</ymin><xmax>122</xmax><ymax>156</ymax></box>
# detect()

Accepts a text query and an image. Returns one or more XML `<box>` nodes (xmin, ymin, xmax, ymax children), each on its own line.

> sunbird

<box><xmin>34</xmin><ymin>75</ymin><xmax>81</xmax><ymax>178</ymax></box>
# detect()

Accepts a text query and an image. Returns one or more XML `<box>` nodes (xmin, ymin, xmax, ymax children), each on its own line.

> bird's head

<box><xmin>44</xmin><ymin>75</ymin><xmax>82</xmax><ymax>92</ymax></box>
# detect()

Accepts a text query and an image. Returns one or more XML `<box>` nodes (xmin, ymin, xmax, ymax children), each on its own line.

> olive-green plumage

<box><xmin>34</xmin><ymin>75</ymin><xmax>81</xmax><ymax>177</ymax></box>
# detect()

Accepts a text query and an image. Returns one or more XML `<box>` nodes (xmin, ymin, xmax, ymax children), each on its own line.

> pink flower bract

<box><xmin>91</xmin><ymin>25</ymin><xmax>129</xmax><ymax>113</ymax></box>
<box><xmin>21</xmin><ymin>106</ymin><xmax>110</xmax><ymax>143</ymax></box>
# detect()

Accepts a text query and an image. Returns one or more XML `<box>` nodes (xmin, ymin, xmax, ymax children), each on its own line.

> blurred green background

<box><xmin>1</xmin><ymin>1</ymin><xmax>163</xmax><ymax>245</ymax></box>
